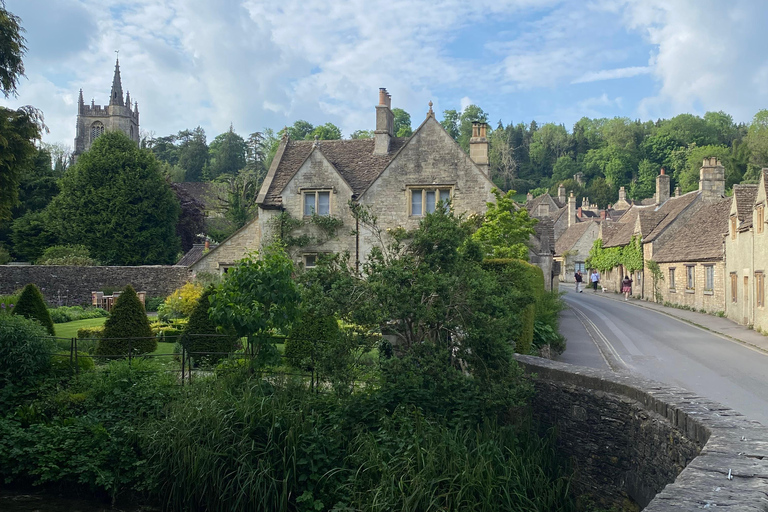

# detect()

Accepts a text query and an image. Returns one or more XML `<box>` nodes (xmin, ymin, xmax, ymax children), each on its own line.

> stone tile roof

<box><xmin>176</xmin><ymin>243</ymin><xmax>218</xmax><ymax>267</ymax></box>
<box><xmin>638</xmin><ymin>210</ymin><xmax>665</xmax><ymax>236</ymax></box>
<box><xmin>532</xmin><ymin>217</ymin><xmax>555</xmax><ymax>254</ymax></box>
<box><xmin>606</xmin><ymin>209</ymin><xmax>627</xmax><ymax>222</ymax></box>
<box><xmin>603</xmin><ymin>207</ymin><xmax>643</xmax><ymax>247</ymax></box>
<box><xmin>644</xmin><ymin>191</ymin><xmax>699</xmax><ymax>242</ymax></box>
<box><xmin>653</xmin><ymin>198</ymin><xmax>731</xmax><ymax>263</ymax></box>
<box><xmin>733</xmin><ymin>184</ymin><xmax>758</xmax><ymax>221</ymax></box>
<box><xmin>260</xmin><ymin>138</ymin><xmax>408</xmax><ymax>207</ymax></box>
<box><xmin>555</xmin><ymin>221</ymin><xmax>594</xmax><ymax>256</ymax></box>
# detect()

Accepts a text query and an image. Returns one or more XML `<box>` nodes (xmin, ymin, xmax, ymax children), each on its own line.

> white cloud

<box><xmin>572</xmin><ymin>66</ymin><xmax>651</xmax><ymax>84</ymax></box>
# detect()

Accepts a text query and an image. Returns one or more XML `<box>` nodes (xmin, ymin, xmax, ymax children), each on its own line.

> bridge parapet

<box><xmin>515</xmin><ymin>355</ymin><xmax>768</xmax><ymax>510</ymax></box>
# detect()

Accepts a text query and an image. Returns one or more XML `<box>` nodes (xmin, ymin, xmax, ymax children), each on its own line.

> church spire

<box><xmin>78</xmin><ymin>89</ymin><xmax>84</xmax><ymax>113</ymax></box>
<box><xmin>109</xmin><ymin>55</ymin><xmax>124</xmax><ymax>106</ymax></box>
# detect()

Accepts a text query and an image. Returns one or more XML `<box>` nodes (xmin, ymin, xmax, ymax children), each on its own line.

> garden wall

<box><xmin>515</xmin><ymin>355</ymin><xmax>768</xmax><ymax>511</ymax></box>
<box><xmin>0</xmin><ymin>265</ymin><xmax>192</xmax><ymax>306</ymax></box>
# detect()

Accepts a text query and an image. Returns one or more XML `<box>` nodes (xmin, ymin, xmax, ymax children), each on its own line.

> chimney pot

<box><xmin>378</xmin><ymin>88</ymin><xmax>387</xmax><ymax>105</ymax></box>
<box><xmin>660</xmin><ymin>168</ymin><xmax>665</xmax><ymax>175</ymax></box>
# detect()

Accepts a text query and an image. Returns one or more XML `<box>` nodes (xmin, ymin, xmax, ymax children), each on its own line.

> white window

<box><xmin>704</xmin><ymin>266</ymin><xmax>714</xmax><ymax>292</ymax></box>
<box><xmin>686</xmin><ymin>266</ymin><xmax>695</xmax><ymax>291</ymax></box>
<box><xmin>410</xmin><ymin>187</ymin><xmax>451</xmax><ymax>216</ymax></box>
<box><xmin>575</xmin><ymin>262</ymin><xmax>585</xmax><ymax>273</ymax></box>
<box><xmin>303</xmin><ymin>254</ymin><xmax>317</xmax><ymax>268</ymax></box>
<box><xmin>303</xmin><ymin>190</ymin><xmax>331</xmax><ymax>216</ymax></box>
<box><xmin>669</xmin><ymin>268</ymin><xmax>676</xmax><ymax>290</ymax></box>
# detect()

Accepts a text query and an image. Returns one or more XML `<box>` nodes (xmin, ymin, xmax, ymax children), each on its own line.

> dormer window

<box><xmin>303</xmin><ymin>190</ymin><xmax>331</xmax><ymax>216</ymax></box>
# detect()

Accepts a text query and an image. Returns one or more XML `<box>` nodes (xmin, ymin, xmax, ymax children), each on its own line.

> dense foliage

<box><xmin>46</xmin><ymin>132</ymin><xmax>181</xmax><ymax>265</ymax></box>
<box><xmin>157</xmin><ymin>281</ymin><xmax>203</xmax><ymax>321</ymax></box>
<box><xmin>180</xmin><ymin>287</ymin><xmax>238</xmax><ymax>365</ymax></box>
<box><xmin>96</xmin><ymin>285</ymin><xmax>156</xmax><ymax>357</ymax></box>
<box><xmin>36</xmin><ymin>244</ymin><xmax>99</xmax><ymax>265</ymax></box>
<box><xmin>586</xmin><ymin>236</ymin><xmax>643</xmax><ymax>274</ymax></box>
<box><xmin>0</xmin><ymin>314</ymin><xmax>53</xmax><ymax>390</ymax></box>
<box><xmin>12</xmin><ymin>283</ymin><xmax>54</xmax><ymax>335</ymax></box>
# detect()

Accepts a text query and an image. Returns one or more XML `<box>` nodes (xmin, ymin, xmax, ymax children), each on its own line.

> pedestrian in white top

<box><xmin>590</xmin><ymin>269</ymin><xmax>600</xmax><ymax>292</ymax></box>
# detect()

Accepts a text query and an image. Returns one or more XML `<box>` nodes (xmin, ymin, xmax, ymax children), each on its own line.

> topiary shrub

<box><xmin>180</xmin><ymin>287</ymin><xmax>238</xmax><ymax>366</ymax></box>
<box><xmin>285</xmin><ymin>312</ymin><xmax>340</xmax><ymax>371</ymax></box>
<box><xmin>515</xmin><ymin>304</ymin><xmax>535</xmax><ymax>354</ymax></box>
<box><xmin>50</xmin><ymin>352</ymin><xmax>95</xmax><ymax>375</ymax></box>
<box><xmin>0</xmin><ymin>315</ymin><xmax>55</xmax><ymax>387</ymax></box>
<box><xmin>95</xmin><ymin>285</ymin><xmax>156</xmax><ymax>357</ymax></box>
<box><xmin>12</xmin><ymin>284</ymin><xmax>55</xmax><ymax>336</ymax></box>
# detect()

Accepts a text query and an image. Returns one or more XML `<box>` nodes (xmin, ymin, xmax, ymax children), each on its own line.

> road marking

<box><xmin>566</xmin><ymin>298</ymin><xmax>630</xmax><ymax>372</ymax></box>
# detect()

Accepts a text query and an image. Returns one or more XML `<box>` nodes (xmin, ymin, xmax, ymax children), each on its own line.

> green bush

<box><xmin>180</xmin><ymin>288</ymin><xmax>238</xmax><ymax>365</ymax></box>
<box><xmin>36</xmin><ymin>244</ymin><xmax>99</xmax><ymax>266</ymax></box>
<box><xmin>0</xmin><ymin>315</ymin><xmax>55</xmax><ymax>387</ymax></box>
<box><xmin>95</xmin><ymin>286</ymin><xmax>156</xmax><ymax>357</ymax></box>
<box><xmin>12</xmin><ymin>284</ymin><xmax>55</xmax><ymax>336</ymax></box>
<box><xmin>48</xmin><ymin>305</ymin><xmax>109</xmax><ymax>323</ymax></box>
<box><xmin>516</xmin><ymin>304</ymin><xmax>535</xmax><ymax>354</ymax></box>
<box><xmin>0</xmin><ymin>245</ymin><xmax>10</xmax><ymax>265</ymax></box>
<box><xmin>77</xmin><ymin>326</ymin><xmax>104</xmax><ymax>339</ymax></box>
<box><xmin>285</xmin><ymin>312</ymin><xmax>340</xmax><ymax>371</ymax></box>
<box><xmin>50</xmin><ymin>352</ymin><xmax>95</xmax><ymax>375</ymax></box>
<box><xmin>144</xmin><ymin>296</ymin><xmax>164</xmax><ymax>312</ymax></box>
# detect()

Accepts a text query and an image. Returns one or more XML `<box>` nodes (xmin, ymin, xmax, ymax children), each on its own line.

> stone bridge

<box><xmin>516</xmin><ymin>355</ymin><xmax>768</xmax><ymax>511</ymax></box>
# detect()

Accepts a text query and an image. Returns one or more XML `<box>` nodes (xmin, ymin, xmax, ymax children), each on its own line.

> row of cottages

<box><xmin>596</xmin><ymin>159</ymin><xmax>729</xmax><ymax>312</ymax></box>
<box><xmin>189</xmin><ymin>89</ymin><xmax>557</xmax><ymax>289</ymax></box>
<box><xmin>726</xmin><ymin>170</ymin><xmax>768</xmax><ymax>330</ymax></box>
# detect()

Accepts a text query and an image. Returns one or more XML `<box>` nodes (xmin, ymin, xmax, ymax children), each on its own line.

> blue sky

<box><xmin>4</xmin><ymin>0</ymin><xmax>768</xmax><ymax>148</ymax></box>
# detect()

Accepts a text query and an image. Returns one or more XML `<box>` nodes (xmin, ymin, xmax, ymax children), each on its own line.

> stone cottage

<box><xmin>725</xmin><ymin>170</ymin><xmax>768</xmax><ymax>330</ymax></box>
<box><xmin>191</xmin><ymin>89</ymin><xmax>497</xmax><ymax>275</ymax></box>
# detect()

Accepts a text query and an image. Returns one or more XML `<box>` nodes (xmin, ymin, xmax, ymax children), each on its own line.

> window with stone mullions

<box><xmin>411</xmin><ymin>188</ymin><xmax>451</xmax><ymax>216</ymax></box>
<box><xmin>686</xmin><ymin>266</ymin><xmax>695</xmax><ymax>291</ymax></box>
<box><xmin>704</xmin><ymin>265</ymin><xmax>714</xmax><ymax>292</ymax></box>
<box><xmin>303</xmin><ymin>190</ymin><xmax>330</xmax><ymax>216</ymax></box>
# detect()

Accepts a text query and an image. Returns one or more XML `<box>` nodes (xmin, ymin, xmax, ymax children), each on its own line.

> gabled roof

<box><xmin>733</xmin><ymin>184</ymin><xmax>758</xmax><ymax>221</ymax></box>
<box><xmin>176</xmin><ymin>243</ymin><xmax>218</xmax><ymax>267</ymax></box>
<box><xmin>643</xmin><ymin>191</ymin><xmax>699</xmax><ymax>242</ymax></box>
<box><xmin>526</xmin><ymin>193</ymin><xmax>559</xmax><ymax>216</ymax></box>
<box><xmin>258</xmin><ymin>137</ymin><xmax>408</xmax><ymax>207</ymax></box>
<box><xmin>555</xmin><ymin>220</ymin><xmax>596</xmax><ymax>256</ymax></box>
<box><xmin>603</xmin><ymin>207</ymin><xmax>645</xmax><ymax>247</ymax></box>
<box><xmin>653</xmin><ymin>198</ymin><xmax>731</xmax><ymax>263</ymax></box>
<box><xmin>638</xmin><ymin>210</ymin><xmax>665</xmax><ymax>236</ymax></box>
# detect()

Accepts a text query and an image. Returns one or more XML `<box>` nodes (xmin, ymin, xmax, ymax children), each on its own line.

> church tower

<box><xmin>74</xmin><ymin>57</ymin><xmax>140</xmax><ymax>156</ymax></box>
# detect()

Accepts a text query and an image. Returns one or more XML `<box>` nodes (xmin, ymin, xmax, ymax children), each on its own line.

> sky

<box><xmin>4</xmin><ymin>0</ymin><xmax>768</xmax><ymax>149</ymax></box>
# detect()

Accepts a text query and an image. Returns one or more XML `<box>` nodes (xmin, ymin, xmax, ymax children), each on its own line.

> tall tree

<box><xmin>746</xmin><ymin>109</ymin><xmax>768</xmax><ymax>172</ymax></box>
<box><xmin>177</xmin><ymin>127</ymin><xmax>209</xmax><ymax>182</ymax></box>
<box><xmin>308</xmin><ymin>122</ymin><xmax>342</xmax><ymax>140</ymax></box>
<box><xmin>208</xmin><ymin>125</ymin><xmax>247</xmax><ymax>179</ymax></box>
<box><xmin>0</xmin><ymin>1</ymin><xmax>25</xmax><ymax>97</ymax></box>
<box><xmin>47</xmin><ymin>131</ymin><xmax>181</xmax><ymax>265</ymax></box>
<box><xmin>392</xmin><ymin>108</ymin><xmax>412</xmax><ymax>137</ymax></box>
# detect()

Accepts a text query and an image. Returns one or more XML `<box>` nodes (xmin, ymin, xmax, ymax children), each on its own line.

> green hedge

<box><xmin>50</xmin><ymin>352</ymin><xmax>96</xmax><ymax>375</ymax></box>
<box><xmin>13</xmin><ymin>284</ymin><xmax>55</xmax><ymax>336</ymax></box>
<box><xmin>285</xmin><ymin>313</ymin><xmax>340</xmax><ymax>371</ymax></box>
<box><xmin>95</xmin><ymin>286</ymin><xmax>156</xmax><ymax>357</ymax></box>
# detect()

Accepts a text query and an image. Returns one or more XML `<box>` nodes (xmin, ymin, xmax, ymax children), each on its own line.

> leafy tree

<box><xmin>0</xmin><ymin>106</ymin><xmax>43</xmax><ymax>223</ymax></box>
<box><xmin>177</xmin><ymin>127</ymin><xmax>209</xmax><ymax>182</ymax></box>
<box><xmin>285</xmin><ymin>312</ymin><xmax>339</xmax><ymax>372</ymax></box>
<box><xmin>529</xmin><ymin>123</ymin><xmax>570</xmax><ymax>177</ymax></box>
<box><xmin>440</xmin><ymin>109</ymin><xmax>460</xmax><ymax>139</ymax></box>
<box><xmin>472</xmin><ymin>189</ymin><xmax>537</xmax><ymax>259</ymax></box>
<box><xmin>46</xmin><ymin>131</ymin><xmax>181</xmax><ymax>265</ymax></box>
<box><xmin>489</xmin><ymin>123</ymin><xmax>518</xmax><ymax>191</ymax></box>
<box><xmin>9</xmin><ymin>210</ymin><xmax>57</xmax><ymax>261</ymax></box>
<box><xmin>746</xmin><ymin>109</ymin><xmax>768</xmax><ymax>172</ymax></box>
<box><xmin>0</xmin><ymin>1</ymin><xmax>25</xmax><ymax>97</ymax></box>
<box><xmin>630</xmin><ymin>159</ymin><xmax>658</xmax><ymax>201</ymax></box>
<box><xmin>208</xmin><ymin>126</ymin><xmax>247</xmax><ymax>179</ymax></box>
<box><xmin>208</xmin><ymin>245</ymin><xmax>301</xmax><ymax>368</ymax></box>
<box><xmin>37</xmin><ymin>244</ymin><xmax>98</xmax><ymax>266</ymax></box>
<box><xmin>170</xmin><ymin>182</ymin><xmax>205</xmax><ymax>252</ymax></box>
<box><xmin>214</xmin><ymin>170</ymin><xmax>259</xmax><ymax>229</ymax></box>
<box><xmin>704</xmin><ymin>111</ymin><xmax>739</xmax><ymax>146</ymax></box>
<box><xmin>674</xmin><ymin>144</ymin><xmax>731</xmax><ymax>193</ymax></box>
<box><xmin>656</xmin><ymin>113</ymin><xmax>718</xmax><ymax>148</ymax></box>
<box><xmin>281</xmin><ymin>120</ymin><xmax>315</xmax><ymax>141</ymax></box>
<box><xmin>96</xmin><ymin>285</ymin><xmax>156</xmax><ymax>357</ymax></box>
<box><xmin>180</xmin><ymin>287</ymin><xmax>238</xmax><ymax>365</ymax></box>
<box><xmin>308</xmin><ymin>122</ymin><xmax>342</xmax><ymax>140</ymax></box>
<box><xmin>244</xmin><ymin>131</ymin><xmax>268</xmax><ymax>184</ymax></box>
<box><xmin>146</xmin><ymin>134</ymin><xmax>179</xmax><ymax>166</ymax></box>
<box><xmin>586</xmin><ymin>177</ymin><xmax>616</xmax><ymax>209</ymax></box>
<box><xmin>350</xmin><ymin>129</ymin><xmax>373</xmax><ymax>139</ymax></box>
<box><xmin>640</xmin><ymin>132</ymin><xmax>679</xmax><ymax>168</ymax></box>
<box><xmin>458</xmin><ymin>105</ymin><xmax>489</xmax><ymax>152</ymax></box>
<box><xmin>392</xmin><ymin>108</ymin><xmax>412</xmax><ymax>137</ymax></box>
<box><xmin>551</xmin><ymin>155</ymin><xmax>578</xmax><ymax>183</ymax></box>
<box><xmin>0</xmin><ymin>315</ymin><xmax>54</xmax><ymax>389</ymax></box>
<box><xmin>583</xmin><ymin>145</ymin><xmax>636</xmax><ymax>187</ymax></box>
<box><xmin>12</xmin><ymin>283</ymin><xmax>54</xmax><ymax>335</ymax></box>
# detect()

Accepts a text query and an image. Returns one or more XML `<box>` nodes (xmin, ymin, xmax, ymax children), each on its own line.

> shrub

<box><xmin>180</xmin><ymin>287</ymin><xmax>238</xmax><ymax>365</ymax></box>
<box><xmin>95</xmin><ymin>286</ymin><xmax>156</xmax><ymax>357</ymax></box>
<box><xmin>77</xmin><ymin>326</ymin><xmax>104</xmax><ymax>339</ymax></box>
<box><xmin>36</xmin><ymin>244</ymin><xmax>99</xmax><ymax>266</ymax></box>
<box><xmin>0</xmin><ymin>315</ymin><xmax>55</xmax><ymax>387</ymax></box>
<box><xmin>12</xmin><ymin>284</ymin><xmax>55</xmax><ymax>336</ymax></box>
<box><xmin>50</xmin><ymin>352</ymin><xmax>95</xmax><ymax>375</ymax></box>
<box><xmin>157</xmin><ymin>282</ymin><xmax>203</xmax><ymax>321</ymax></box>
<box><xmin>0</xmin><ymin>293</ymin><xmax>19</xmax><ymax>315</ymax></box>
<box><xmin>516</xmin><ymin>304</ymin><xmax>535</xmax><ymax>354</ymax></box>
<box><xmin>285</xmin><ymin>312</ymin><xmax>340</xmax><ymax>371</ymax></box>
<box><xmin>0</xmin><ymin>245</ymin><xmax>10</xmax><ymax>265</ymax></box>
<box><xmin>48</xmin><ymin>305</ymin><xmax>109</xmax><ymax>323</ymax></box>
<box><xmin>144</xmin><ymin>296</ymin><xmax>164</xmax><ymax>312</ymax></box>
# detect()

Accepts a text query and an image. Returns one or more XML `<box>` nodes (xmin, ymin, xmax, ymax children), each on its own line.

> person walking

<box><xmin>575</xmin><ymin>270</ymin><xmax>583</xmax><ymax>293</ymax></box>
<box><xmin>590</xmin><ymin>269</ymin><xmax>600</xmax><ymax>292</ymax></box>
<box><xmin>622</xmin><ymin>275</ymin><xmax>633</xmax><ymax>301</ymax></box>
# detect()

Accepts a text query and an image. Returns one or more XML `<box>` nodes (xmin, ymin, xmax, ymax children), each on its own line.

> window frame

<box><xmin>730</xmin><ymin>216</ymin><xmax>737</xmax><ymax>240</ymax></box>
<box><xmin>302</xmin><ymin>189</ymin><xmax>332</xmax><ymax>217</ymax></box>
<box><xmin>758</xmin><ymin>206</ymin><xmax>765</xmax><ymax>235</ymax></box>
<box><xmin>731</xmin><ymin>272</ymin><xmax>738</xmax><ymax>303</ymax></box>
<box><xmin>685</xmin><ymin>265</ymin><xmax>695</xmax><ymax>293</ymax></box>
<box><xmin>408</xmin><ymin>186</ymin><xmax>453</xmax><ymax>217</ymax></box>
<box><xmin>756</xmin><ymin>271</ymin><xmax>765</xmax><ymax>308</ymax></box>
<box><xmin>90</xmin><ymin>121</ymin><xmax>105</xmax><ymax>143</ymax></box>
<box><xmin>303</xmin><ymin>254</ymin><xmax>317</xmax><ymax>268</ymax></box>
<box><xmin>703</xmin><ymin>265</ymin><xmax>714</xmax><ymax>294</ymax></box>
<box><xmin>669</xmin><ymin>267</ymin><xmax>676</xmax><ymax>292</ymax></box>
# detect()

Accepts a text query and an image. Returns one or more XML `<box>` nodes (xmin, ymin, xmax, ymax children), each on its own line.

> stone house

<box><xmin>725</xmin><ymin>171</ymin><xmax>768</xmax><ymax>330</ymax></box>
<box><xmin>555</xmin><ymin>219</ymin><xmax>601</xmax><ymax>283</ymax></box>
<box><xmin>191</xmin><ymin>89</ymin><xmax>498</xmax><ymax>275</ymax></box>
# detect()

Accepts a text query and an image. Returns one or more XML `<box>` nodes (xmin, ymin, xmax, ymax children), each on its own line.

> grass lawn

<box><xmin>54</xmin><ymin>317</ymin><xmax>107</xmax><ymax>338</ymax></box>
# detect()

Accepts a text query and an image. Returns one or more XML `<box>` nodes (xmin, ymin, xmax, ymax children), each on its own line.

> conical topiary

<box><xmin>285</xmin><ymin>312</ymin><xmax>339</xmax><ymax>371</ymax></box>
<box><xmin>180</xmin><ymin>287</ymin><xmax>238</xmax><ymax>365</ymax></box>
<box><xmin>12</xmin><ymin>284</ymin><xmax>55</xmax><ymax>336</ymax></box>
<box><xmin>96</xmin><ymin>285</ymin><xmax>156</xmax><ymax>357</ymax></box>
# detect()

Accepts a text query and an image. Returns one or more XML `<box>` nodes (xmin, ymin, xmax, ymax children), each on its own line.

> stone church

<box><xmin>74</xmin><ymin>57</ymin><xmax>140</xmax><ymax>156</ymax></box>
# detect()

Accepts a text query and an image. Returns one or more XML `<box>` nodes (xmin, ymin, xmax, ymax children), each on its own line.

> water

<box><xmin>0</xmin><ymin>491</ymin><xmax>153</xmax><ymax>512</ymax></box>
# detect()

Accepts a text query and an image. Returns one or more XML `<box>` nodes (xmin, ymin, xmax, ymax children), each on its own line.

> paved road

<box><xmin>557</xmin><ymin>287</ymin><xmax>768</xmax><ymax>426</ymax></box>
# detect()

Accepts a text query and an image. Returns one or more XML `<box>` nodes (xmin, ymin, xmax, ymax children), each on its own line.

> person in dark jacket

<box><xmin>622</xmin><ymin>275</ymin><xmax>633</xmax><ymax>301</ymax></box>
<box><xmin>575</xmin><ymin>271</ymin><xmax>583</xmax><ymax>293</ymax></box>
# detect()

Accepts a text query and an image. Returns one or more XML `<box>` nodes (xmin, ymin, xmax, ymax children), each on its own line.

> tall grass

<box><xmin>142</xmin><ymin>374</ymin><xmax>576</xmax><ymax>512</ymax></box>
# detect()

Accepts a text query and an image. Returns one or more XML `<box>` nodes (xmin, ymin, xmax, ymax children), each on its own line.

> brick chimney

<box><xmin>577</xmin><ymin>207</ymin><xmax>583</xmax><ymax>219</ymax></box>
<box><xmin>699</xmin><ymin>157</ymin><xmax>725</xmax><ymax>201</ymax></box>
<box><xmin>469</xmin><ymin>122</ymin><xmax>489</xmax><ymax>175</ymax></box>
<box><xmin>600</xmin><ymin>210</ymin><xmax>607</xmax><ymax>220</ymax></box>
<box><xmin>655</xmin><ymin>167</ymin><xmax>670</xmax><ymax>205</ymax></box>
<box><xmin>568</xmin><ymin>192</ymin><xmax>576</xmax><ymax>227</ymax></box>
<box><xmin>373</xmin><ymin>88</ymin><xmax>394</xmax><ymax>155</ymax></box>
<box><xmin>557</xmin><ymin>183</ymin><xmax>566</xmax><ymax>205</ymax></box>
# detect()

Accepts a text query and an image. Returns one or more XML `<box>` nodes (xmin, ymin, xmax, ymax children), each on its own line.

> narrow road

<box><xmin>557</xmin><ymin>287</ymin><xmax>768</xmax><ymax>426</ymax></box>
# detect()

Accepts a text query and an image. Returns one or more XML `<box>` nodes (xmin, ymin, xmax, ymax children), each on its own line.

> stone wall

<box><xmin>515</xmin><ymin>355</ymin><xmax>768</xmax><ymax>511</ymax></box>
<box><xmin>0</xmin><ymin>265</ymin><xmax>191</xmax><ymax>306</ymax></box>
<box><xmin>656</xmin><ymin>261</ymin><xmax>726</xmax><ymax>314</ymax></box>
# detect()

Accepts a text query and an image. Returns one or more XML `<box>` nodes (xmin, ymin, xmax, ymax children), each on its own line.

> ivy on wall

<box><xmin>586</xmin><ymin>235</ymin><xmax>643</xmax><ymax>273</ymax></box>
<box><xmin>270</xmin><ymin>211</ymin><xmax>344</xmax><ymax>249</ymax></box>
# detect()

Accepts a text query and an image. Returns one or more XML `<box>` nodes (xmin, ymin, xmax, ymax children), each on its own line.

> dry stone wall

<box><xmin>0</xmin><ymin>265</ymin><xmax>191</xmax><ymax>306</ymax></box>
<box><xmin>515</xmin><ymin>355</ymin><xmax>768</xmax><ymax>511</ymax></box>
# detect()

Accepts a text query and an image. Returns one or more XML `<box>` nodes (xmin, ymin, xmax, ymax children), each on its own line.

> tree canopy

<box><xmin>47</xmin><ymin>131</ymin><xmax>181</xmax><ymax>265</ymax></box>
